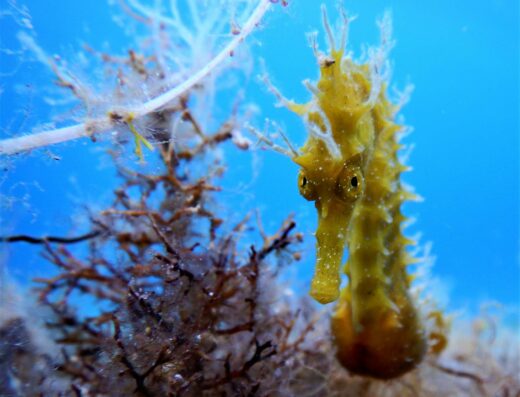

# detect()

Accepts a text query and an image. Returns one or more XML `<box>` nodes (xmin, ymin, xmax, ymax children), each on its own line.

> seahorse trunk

<box><xmin>331</xmin><ymin>120</ymin><xmax>426</xmax><ymax>379</ymax></box>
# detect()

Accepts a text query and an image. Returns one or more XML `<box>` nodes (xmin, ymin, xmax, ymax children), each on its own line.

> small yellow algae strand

<box><xmin>126</xmin><ymin>113</ymin><xmax>154</xmax><ymax>162</ymax></box>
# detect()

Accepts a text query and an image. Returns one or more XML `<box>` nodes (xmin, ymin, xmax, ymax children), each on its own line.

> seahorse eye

<box><xmin>298</xmin><ymin>171</ymin><xmax>318</xmax><ymax>201</ymax></box>
<box><xmin>337</xmin><ymin>166</ymin><xmax>363</xmax><ymax>202</ymax></box>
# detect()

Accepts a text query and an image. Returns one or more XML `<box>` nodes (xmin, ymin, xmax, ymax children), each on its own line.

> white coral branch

<box><xmin>0</xmin><ymin>0</ymin><xmax>273</xmax><ymax>155</ymax></box>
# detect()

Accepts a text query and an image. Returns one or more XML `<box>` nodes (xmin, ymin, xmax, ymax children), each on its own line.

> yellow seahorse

<box><xmin>262</xmin><ymin>6</ymin><xmax>446</xmax><ymax>379</ymax></box>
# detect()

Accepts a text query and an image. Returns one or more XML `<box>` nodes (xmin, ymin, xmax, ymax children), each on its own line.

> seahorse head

<box><xmin>295</xmin><ymin>152</ymin><xmax>364</xmax><ymax>304</ymax></box>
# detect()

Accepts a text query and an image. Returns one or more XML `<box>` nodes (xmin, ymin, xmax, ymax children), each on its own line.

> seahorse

<box><xmin>265</xmin><ymin>6</ymin><xmax>439</xmax><ymax>379</ymax></box>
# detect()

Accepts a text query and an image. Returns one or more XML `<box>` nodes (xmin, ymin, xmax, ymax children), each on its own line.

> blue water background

<box><xmin>0</xmin><ymin>0</ymin><xmax>518</xmax><ymax>321</ymax></box>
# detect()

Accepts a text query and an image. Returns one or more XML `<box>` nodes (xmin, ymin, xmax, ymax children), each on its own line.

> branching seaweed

<box><xmin>2</xmin><ymin>103</ymin><xmax>314</xmax><ymax>396</ymax></box>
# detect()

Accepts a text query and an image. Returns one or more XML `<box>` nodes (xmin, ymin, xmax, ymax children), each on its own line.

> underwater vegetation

<box><xmin>1</xmin><ymin>125</ymin><xmax>311</xmax><ymax>396</ymax></box>
<box><xmin>0</xmin><ymin>1</ymin><xmax>519</xmax><ymax>396</ymax></box>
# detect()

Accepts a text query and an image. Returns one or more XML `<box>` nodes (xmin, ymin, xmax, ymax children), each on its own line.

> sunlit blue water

<box><xmin>0</xmin><ymin>0</ymin><xmax>518</xmax><ymax>323</ymax></box>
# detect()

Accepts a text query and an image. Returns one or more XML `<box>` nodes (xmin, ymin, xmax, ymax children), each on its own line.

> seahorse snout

<box><xmin>310</xmin><ymin>199</ymin><xmax>352</xmax><ymax>304</ymax></box>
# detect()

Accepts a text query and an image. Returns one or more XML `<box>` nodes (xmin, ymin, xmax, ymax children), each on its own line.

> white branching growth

<box><xmin>0</xmin><ymin>0</ymin><xmax>274</xmax><ymax>155</ymax></box>
<box><xmin>304</xmin><ymin>105</ymin><xmax>342</xmax><ymax>160</ymax></box>
<box><xmin>392</xmin><ymin>83</ymin><xmax>415</xmax><ymax>116</ymax></box>
<box><xmin>364</xmin><ymin>11</ymin><xmax>394</xmax><ymax>108</ymax></box>
<box><xmin>252</xmin><ymin>4</ymin><xmax>354</xmax><ymax>161</ymax></box>
<box><xmin>247</xmin><ymin>73</ymin><xmax>303</xmax><ymax>158</ymax></box>
<box><xmin>256</xmin><ymin>5</ymin><xmax>416</xmax><ymax>164</ymax></box>
<box><xmin>246</xmin><ymin>119</ymin><xmax>298</xmax><ymax>158</ymax></box>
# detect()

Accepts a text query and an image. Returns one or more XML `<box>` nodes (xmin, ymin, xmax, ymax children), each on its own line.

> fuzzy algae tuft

<box><xmin>281</xmin><ymin>6</ymin><xmax>434</xmax><ymax>379</ymax></box>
